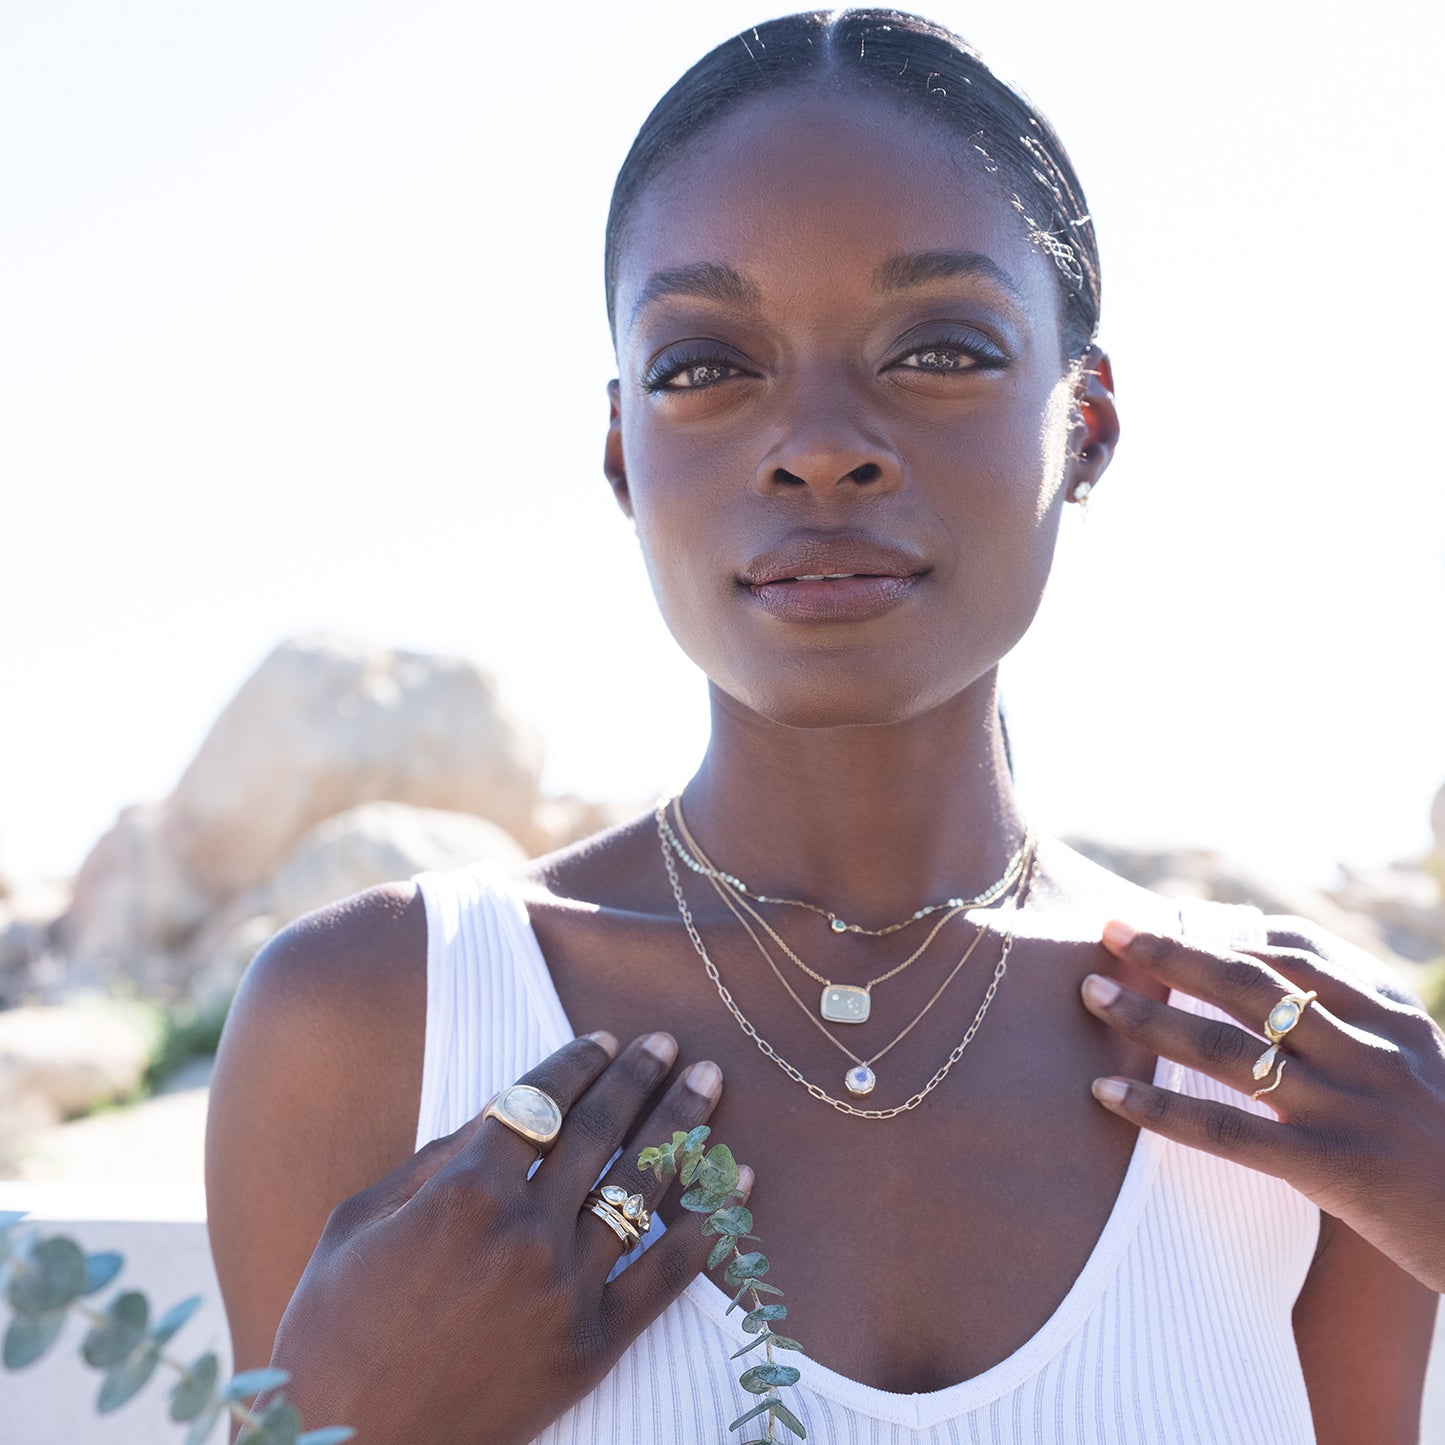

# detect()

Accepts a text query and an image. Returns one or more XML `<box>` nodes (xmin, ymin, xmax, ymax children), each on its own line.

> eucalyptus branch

<box><xmin>0</xmin><ymin>1211</ymin><xmax>352</xmax><ymax>1444</ymax></box>
<box><xmin>638</xmin><ymin>1129</ymin><xmax>807</xmax><ymax>1442</ymax></box>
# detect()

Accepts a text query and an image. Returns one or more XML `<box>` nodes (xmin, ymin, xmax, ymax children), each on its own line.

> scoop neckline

<box><xmin>486</xmin><ymin>863</ymin><xmax>1179</xmax><ymax>1428</ymax></box>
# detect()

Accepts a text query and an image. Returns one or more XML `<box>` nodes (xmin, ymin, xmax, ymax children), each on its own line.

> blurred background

<box><xmin>1</xmin><ymin>0</ymin><xmax>1442</xmax><ymax>1433</ymax></box>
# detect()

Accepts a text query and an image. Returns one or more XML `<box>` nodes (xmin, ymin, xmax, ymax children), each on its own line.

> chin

<box><xmin>714</xmin><ymin>659</ymin><xmax>964</xmax><ymax>731</ymax></box>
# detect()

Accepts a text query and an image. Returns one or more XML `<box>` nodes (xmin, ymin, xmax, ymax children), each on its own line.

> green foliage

<box><xmin>1421</xmin><ymin>957</ymin><xmax>1445</xmax><ymax>1027</ymax></box>
<box><xmin>639</xmin><ymin>1136</ymin><xmax>807</xmax><ymax>1441</ymax></box>
<box><xmin>142</xmin><ymin>995</ymin><xmax>234</xmax><ymax>1093</ymax></box>
<box><xmin>0</xmin><ymin>1213</ymin><xmax>354</xmax><ymax>1443</ymax></box>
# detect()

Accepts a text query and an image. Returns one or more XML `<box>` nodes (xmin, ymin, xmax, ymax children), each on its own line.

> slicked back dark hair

<box><xmin>604</xmin><ymin>9</ymin><xmax>1101</xmax><ymax>360</ymax></box>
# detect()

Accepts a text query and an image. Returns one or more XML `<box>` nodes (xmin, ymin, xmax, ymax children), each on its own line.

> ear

<box><xmin>1064</xmin><ymin>346</ymin><xmax>1120</xmax><ymax>503</ymax></box>
<box><xmin>604</xmin><ymin>378</ymin><xmax>633</xmax><ymax>519</ymax></box>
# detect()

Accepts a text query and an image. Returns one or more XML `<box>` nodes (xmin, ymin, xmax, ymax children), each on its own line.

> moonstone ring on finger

<box><xmin>482</xmin><ymin>1083</ymin><xmax>564</xmax><ymax>1155</ymax></box>
<box><xmin>1251</xmin><ymin>989</ymin><xmax>1318</xmax><ymax>1092</ymax></box>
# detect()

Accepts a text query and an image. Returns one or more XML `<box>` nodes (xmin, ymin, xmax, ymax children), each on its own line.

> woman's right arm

<box><xmin>206</xmin><ymin>883</ymin><xmax>731</xmax><ymax>1444</ymax></box>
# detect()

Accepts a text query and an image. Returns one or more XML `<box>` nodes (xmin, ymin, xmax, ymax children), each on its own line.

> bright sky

<box><xmin>2</xmin><ymin>0</ymin><xmax>1441</xmax><ymax>891</ymax></box>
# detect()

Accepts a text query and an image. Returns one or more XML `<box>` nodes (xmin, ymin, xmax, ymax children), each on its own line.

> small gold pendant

<box><xmin>820</xmin><ymin>984</ymin><xmax>871</xmax><ymax>1024</ymax></box>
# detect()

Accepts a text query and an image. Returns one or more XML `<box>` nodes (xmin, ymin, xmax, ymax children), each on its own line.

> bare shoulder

<box><xmin>206</xmin><ymin>882</ymin><xmax>428</xmax><ymax>1375</ymax></box>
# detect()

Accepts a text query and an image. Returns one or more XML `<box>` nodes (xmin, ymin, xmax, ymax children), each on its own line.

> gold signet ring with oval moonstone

<box><xmin>1250</xmin><ymin>989</ymin><xmax>1317</xmax><ymax>1100</ymax></box>
<box><xmin>482</xmin><ymin>1083</ymin><xmax>564</xmax><ymax>1155</ymax></box>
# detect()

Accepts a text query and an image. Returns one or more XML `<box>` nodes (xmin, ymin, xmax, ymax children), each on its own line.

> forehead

<box><xmin>616</xmin><ymin>86</ymin><xmax>1063</xmax><ymax>338</ymax></box>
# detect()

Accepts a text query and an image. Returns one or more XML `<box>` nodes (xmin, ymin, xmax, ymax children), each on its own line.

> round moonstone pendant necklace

<box><xmin>845</xmin><ymin>1064</ymin><xmax>877</xmax><ymax>1096</ymax></box>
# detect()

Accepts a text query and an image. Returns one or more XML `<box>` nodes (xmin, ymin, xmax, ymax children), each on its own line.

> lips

<box><xmin>739</xmin><ymin>534</ymin><xmax>928</xmax><ymax>623</ymax></box>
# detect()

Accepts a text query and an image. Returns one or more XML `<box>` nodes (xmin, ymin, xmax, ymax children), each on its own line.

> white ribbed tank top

<box><xmin>413</xmin><ymin>865</ymin><xmax>1320</xmax><ymax>1444</ymax></box>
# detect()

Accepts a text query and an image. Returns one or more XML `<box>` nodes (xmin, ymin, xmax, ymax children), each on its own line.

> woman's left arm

<box><xmin>1080</xmin><ymin>912</ymin><xmax>1445</xmax><ymax>1291</ymax></box>
<box><xmin>1291</xmin><ymin>1212</ymin><xmax>1436</xmax><ymax>1445</ymax></box>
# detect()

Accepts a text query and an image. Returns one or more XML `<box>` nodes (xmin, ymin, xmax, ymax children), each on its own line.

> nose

<box><xmin>750</xmin><ymin>391</ymin><xmax>903</xmax><ymax>499</ymax></box>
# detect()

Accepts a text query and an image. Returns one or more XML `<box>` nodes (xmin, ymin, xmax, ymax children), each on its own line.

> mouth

<box><xmin>739</xmin><ymin>535</ymin><xmax>929</xmax><ymax>623</ymax></box>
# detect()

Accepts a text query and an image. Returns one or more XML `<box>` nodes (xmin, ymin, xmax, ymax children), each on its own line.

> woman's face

<box><xmin>607</xmin><ymin>86</ymin><xmax>1113</xmax><ymax>729</ymax></box>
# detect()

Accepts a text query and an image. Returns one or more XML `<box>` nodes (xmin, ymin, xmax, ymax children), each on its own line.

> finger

<box><xmin>1089</xmin><ymin>1074</ymin><xmax>1310</xmax><ymax>1180</ymax></box>
<box><xmin>603</xmin><ymin>1153</ymin><xmax>755</xmax><ymax>1336</ymax></box>
<box><xmin>1230</xmin><ymin>941</ymin><xmax>1418</xmax><ymax>1026</ymax></box>
<box><xmin>445</xmin><ymin>1031</ymin><xmax>620</xmax><ymax>1179</ymax></box>
<box><xmin>1080</xmin><ymin>971</ymin><xmax>1341</xmax><ymax>1079</ymax></box>
<box><xmin>573</xmin><ymin>1058</ymin><xmax>726</xmax><ymax>1273</ymax></box>
<box><xmin>1100</xmin><ymin>921</ymin><xmax>1322</xmax><ymax>1040</ymax></box>
<box><xmin>539</xmin><ymin>1032</ymin><xmax>683</xmax><ymax>1207</ymax></box>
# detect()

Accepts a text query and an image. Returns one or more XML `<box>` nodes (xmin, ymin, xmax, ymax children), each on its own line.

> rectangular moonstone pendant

<box><xmin>820</xmin><ymin>983</ymin><xmax>871</xmax><ymax>1024</ymax></box>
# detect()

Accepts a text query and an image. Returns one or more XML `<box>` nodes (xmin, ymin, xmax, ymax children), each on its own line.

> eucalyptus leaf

<box><xmin>242</xmin><ymin>1398</ymin><xmax>302</xmax><ymax>1444</ymax></box>
<box><xmin>737</xmin><ymin>1368</ymin><xmax>774</xmax><ymax>1395</ymax></box>
<box><xmin>698</xmin><ymin>1142</ymin><xmax>739</xmax><ymax>1195</ymax></box>
<box><xmin>768</xmin><ymin>1335</ymin><xmax>804</xmax><ymax>1351</ymax></box>
<box><xmin>0</xmin><ymin>1209</ymin><xmax>28</xmax><ymax>1231</ymax></box>
<box><xmin>725</xmin><ymin>1281</ymin><xmax>751</xmax><ymax>1313</ymax></box>
<box><xmin>743</xmin><ymin>1303</ymin><xmax>787</xmax><ymax>1333</ymax></box>
<box><xmin>750</xmin><ymin>1280</ymin><xmax>784</xmax><ymax>1297</ymax></box>
<box><xmin>296</xmin><ymin>1428</ymin><xmax>358</xmax><ymax>1444</ymax></box>
<box><xmin>702</xmin><ymin>1206</ymin><xmax>753</xmax><ymax>1238</ymax></box>
<box><xmin>4</xmin><ymin>1307</ymin><xmax>68</xmax><ymax>1368</ymax></box>
<box><xmin>724</xmin><ymin>1251</ymin><xmax>769</xmax><ymax>1285</ymax></box>
<box><xmin>729</xmin><ymin>1398</ymin><xmax>775</xmax><ymax>1431</ymax></box>
<box><xmin>679</xmin><ymin>1187</ymin><xmax>731</xmax><ymax>1213</ymax></box>
<box><xmin>679</xmin><ymin>1151</ymin><xmax>704</xmax><ymax>1187</ymax></box>
<box><xmin>670</xmin><ymin>1130</ymin><xmax>689</xmax><ymax>1151</ymax></box>
<box><xmin>82</xmin><ymin>1251</ymin><xmax>124</xmax><ymax>1295</ymax></box>
<box><xmin>183</xmin><ymin>1400</ymin><xmax>224</xmax><ymax>1445</ymax></box>
<box><xmin>225</xmin><ymin>1366</ymin><xmax>291</xmax><ymax>1400</ymax></box>
<box><xmin>729</xmin><ymin>1333</ymin><xmax>771</xmax><ymax>1360</ymax></box>
<box><xmin>152</xmin><ymin>1293</ymin><xmax>203</xmax><ymax>1345</ymax></box>
<box><xmin>7</xmin><ymin>1235</ymin><xmax>87</xmax><ymax>1314</ymax></box>
<box><xmin>97</xmin><ymin>1340</ymin><xmax>162</xmax><ymax>1412</ymax></box>
<box><xmin>82</xmin><ymin>1290</ymin><xmax>148</xmax><ymax>1367</ymax></box>
<box><xmin>636</xmin><ymin>1147</ymin><xmax>663</xmax><ymax>1172</ymax></box>
<box><xmin>169</xmin><ymin>1350</ymin><xmax>221</xmax><ymax>1421</ymax></box>
<box><xmin>707</xmin><ymin>1234</ymin><xmax>736</xmax><ymax>1271</ymax></box>
<box><xmin>770</xmin><ymin>1399</ymin><xmax>808</xmax><ymax>1437</ymax></box>
<box><xmin>684</xmin><ymin>1125</ymin><xmax>710</xmax><ymax>1151</ymax></box>
<box><xmin>741</xmin><ymin>1363</ymin><xmax>801</xmax><ymax>1390</ymax></box>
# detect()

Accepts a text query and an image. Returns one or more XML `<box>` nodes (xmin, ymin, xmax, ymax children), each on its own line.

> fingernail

<box><xmin>1092</xmin><ymin>1076</ymin><xmax>1129</xmax><ymax>1107</ymax></box>
<box><xmin>1081</xmin><ymin>973</ymin><xmax>1120</xmax><ymax>1008</ymax></box>
<box><xmin>584</xmin><ymin>1030</ymin><xmax>618</xmax><ymax>1056</ymax></box>
<box><xmin>641</xmin><ymin>1032</ymin><xmax>678</xmax><ymax>1066</ymax></box>
<box><xmin>1102</xmin><ymin>919</ymin><xmax>1138</xmax><ymax>950</ymax></box>
<box><xmin>736</xmin><ymin>1165</ymin><xmax>754</xmax><ymax>1196</ymax></box>
<box><xmin>685</xmin><ymin>1059</ymin><xmax>722</xmax><ymax>1098</ymax></box>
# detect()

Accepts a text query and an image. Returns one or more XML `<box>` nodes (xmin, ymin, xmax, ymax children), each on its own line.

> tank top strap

<box><xmin>411</xmin><ymin>863</ymin><xmax>574</xmax><ymax>1151</ymax></box>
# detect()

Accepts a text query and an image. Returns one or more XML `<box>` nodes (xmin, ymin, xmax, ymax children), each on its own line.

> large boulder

<box><xmin>182</xmin><ymin>801</ymin><xmax>528</xmax><ymax>1012</ymax></box>
<box><xmin>58</xmin><ymin>636</ymin><xmax>546</xmax><ymax>991</ymax></box>
<box><xmin>158</xmin><ymin>635</ymin><xmax>544</xmax><ymax>897</ymax></box>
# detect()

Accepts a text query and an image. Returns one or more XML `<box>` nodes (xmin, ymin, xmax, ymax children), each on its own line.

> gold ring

<box><xmin>482</xmin><ymin>1083</ymin><xmax>563</xmax><ymax>1155</ymax></box>
<box><xmin>1251</xmin><ymin>1054</ymin><xmax>1288</xmax><ymax>1101</ymax></box>
<box><xmin>1264</xmin><ymin>990</ymin><xmax>1318</xmax><ymax>1044</ymax></box>
<box><xmin>583</xmin><ymin>1185</ymin><xmax>650</xmax><ymax>1249</ymax></box>
<box><xmin>1250</xmin><ymin>990</ymin><xmax>1317</xmax><ymax>1093</ymax></box>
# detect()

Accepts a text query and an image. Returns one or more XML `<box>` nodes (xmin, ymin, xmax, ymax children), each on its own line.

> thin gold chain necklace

<box><xmin>674</xmin><ymin>798</ymin><xmax>969</xmax><ymax>1024</ymax></box>
<box><xmin>655</xmin><ymin>802</ymin><xmax>1038</xmax><ymax>1119</ymax></box>
<box><xmin>658</xmin><ymin>808</ymin><xmax>1030</xmax><ymax>936</ymax></box>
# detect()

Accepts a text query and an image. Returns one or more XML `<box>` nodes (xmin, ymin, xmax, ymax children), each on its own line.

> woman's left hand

<box><xmin>1080</xmin><ymin>916</ymin><xmax>1445</xmax><ymax>1293</ymax></box>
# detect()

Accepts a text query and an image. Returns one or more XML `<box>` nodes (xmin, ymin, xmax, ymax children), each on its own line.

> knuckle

<box><xmin>1203</xmin><ymin>1103</ymin><xmax>1250</xmax><ymax>1151</ymax></box>
<box><xmin>1198</xmin><ymin>1019</ymin><xmax>1250</xmax><ymax>1070</ymax></box>
<box><xmin>651</xmin><ymin>1243</ymin><xmax>698</xmax><ymax>1298</ymax></box>
<box><xmin>564</xmin><ymin>1316</ymin><xmax>612</xmax><ymax>1382</ymax></box>
<box><xmin>566</xmin><ymin>1098</ymin><xmax>619</xmax><ymax>1149</ymax></box>
<box><xmin>1135</xmin><ymin>932</ymin><xmax>1176</xmax><ymax>969</ymax></box>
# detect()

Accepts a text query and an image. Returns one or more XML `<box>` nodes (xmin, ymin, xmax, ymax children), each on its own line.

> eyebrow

<box><xmin>872</xmin><ymin>250</ymin><xmax>1026</xmax><ymax>305</ymax></box>
<box><xmin>627</xmin><ymin>262</ymin><xmax>762</xmax><ymax>334</ymax></box>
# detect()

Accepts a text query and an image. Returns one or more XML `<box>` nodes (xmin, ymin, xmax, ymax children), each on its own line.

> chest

<box><xmin>531</xmin><ymin>904</ymin><xmax>1165</xmax><ymax>1391</ymax></box>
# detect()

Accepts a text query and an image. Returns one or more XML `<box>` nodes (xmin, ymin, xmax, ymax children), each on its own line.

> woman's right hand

<box><xmin>262</xmin><ymin>1031</ymin><xmax>739</xmax><ymax>1445</ymax></box>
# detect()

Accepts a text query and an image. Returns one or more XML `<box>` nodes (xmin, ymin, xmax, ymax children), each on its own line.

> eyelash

<box><xmin>641</xmin><ymin>328</ymin><xmax>1011</xmax><ymax>394</ymax></box>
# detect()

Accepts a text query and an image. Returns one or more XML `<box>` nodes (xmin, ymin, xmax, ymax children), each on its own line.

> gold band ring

<box><xmin>583</xmin><ymin>1185</ymin><xmax>651</xmax><ymax>1250</ymax></box>
<box><xmin>482</xmin><ymin>1083</ymin><xmax>564</xmax><ymax>1156</ymax></box>
<box><xmin>1250</xmin><ymin>989</ymin><xmax>1317</xmax><ymax>1097</ymax></box>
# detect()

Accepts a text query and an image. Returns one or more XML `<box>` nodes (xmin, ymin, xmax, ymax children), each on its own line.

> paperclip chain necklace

<box><xmin>674</xmin><ymin>798</ymin><xmax>968</xmax><ymax>1024</ymax></box>
<box><xmin>658</xmin><ymin>809</ymin><xmax>1030</xmax><ymax>936</ymax></box>
<box><xmin>655</xmin><ymin>801</ymin><xmax>1039</xmax><ymax>1119</ymax></box>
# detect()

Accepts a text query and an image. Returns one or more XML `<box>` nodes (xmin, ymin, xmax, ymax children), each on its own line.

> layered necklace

<box><xmin>655</xmin><ymin>797</ymin><xmax>1038</xmax><ymax>1119</ymax></box>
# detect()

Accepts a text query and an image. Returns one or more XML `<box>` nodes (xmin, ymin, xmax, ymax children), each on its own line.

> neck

<box><xmin>680</xmin><ymin>673</ymin><xmax>1028</xmax><ymax>926</ymax></box>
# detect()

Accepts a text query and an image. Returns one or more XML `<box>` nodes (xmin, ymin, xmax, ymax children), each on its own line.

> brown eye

<box><xmin>670</xmin><ymin>362</ymin><xmax>737</xmax><ymax>389</ymax></box>
<box><xmin>906</xmin><ymin>347</ymin><xmax>977</xmax><ymax>372</ymax></box>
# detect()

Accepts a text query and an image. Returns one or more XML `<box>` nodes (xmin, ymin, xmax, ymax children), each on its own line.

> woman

<box><xmin>207</xmin><ymin>12</ymin><xmax>1443</xmax><ymax>1442</ymax></box>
